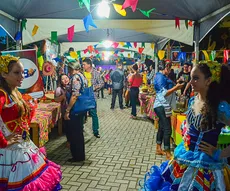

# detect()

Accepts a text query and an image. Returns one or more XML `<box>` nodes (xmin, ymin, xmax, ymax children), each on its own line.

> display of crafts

<box><xmin>175</xmin><ymin>95</ymin><xmax>187</xmax><ymax>113</ymax></box>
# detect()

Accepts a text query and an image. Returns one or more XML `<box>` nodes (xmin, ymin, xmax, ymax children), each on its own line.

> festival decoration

<box><xmin>133</xmin><ymin>42</ymin><xmax>137</xmax><ymax>48</ymax></box>
<box><xmin>67</xmin><ymin>25</ymin><xmax>75</xmax><ymax>42</ymax></box>
<box><xmin>199</xmin><ymin>61</ymin><xmax>221</xmax><ymax>83</ymax></box>
<box><xmin>138</xmin><ymin>8</ymin><xmax>156</xmax><ymax>18</ymax></box>
<box><xmin>113</xmin><ymin>3</ymin><xmax>127</xmax><ymax>16</ymax></box>
<box><xmin>188</xmin><ymin>20</ymin><xmax>193</xmax><ymax>27</ymax></box>
<box><xmin>15</xmin><ymin>31</ymin><xmax>22</xmax><ymax>41</ymax></box>
<box><xmin>119</xmin><ymin>42</ymin><xmax>125</xmax><ymax>46</ymax></box>
<box><xmin>32</xmin><ymin>25</ymin><xmax>39</xmax><ymax>36</ymax></box>
<box><xmin>175</xmin><ymin>17</ymin><xmax>180</xmax><ymax>29</ymax></box>
<box><xmin>83</xmin><ymin>14</ymin><xmax>97</xmax><ymax>32</ymax></box>
<box><xmin>151</xmin><ymin>43</ymin><xmax>154</xmax><ymax>49</ymax></box>
<box><xmin>21</xmin><ymin>19</ymin><xmax>27</xmax><ymax>30</ymax></box>
<box><xmin>224</xmin><ymin>50</ymin><xmax>229</xmax><ymax>63</ymax></box>
<box><xmin>83</xmin><ymin>49</ymin><xmax>88</xmax><ymax>54</ymax></box>
<box><xmin>185</xmin><ymin>20</ymin><xmax>188</xmax><ymax>29</ymax></box>
<box><xmin>97</xmin><ymin>0</ymin><xmax>110</xmax><ymax>18</ymax></box>
<box><xmin>126</xmin><ymin>42</ymin><xmax>132</xmax><ymax>48</ymax></box>
<box><xmin>210</xmin><ymin>50</ymin><xmax>216</xmax><ymax>61</ymax></box>
<box><xmin>141</xmin><ymin>42</ymin><xmax>145</xmax><ymax>48</ymax></box>
<box><xmin>51</xmin><ymin>31</ymin><xmax>58</xmax><ymax>44</ymax></box>
<box><xmin>138</xmin><ymin>47</ymin><xmax>144</xmax><ymax>54</ymax></box>
<box><xmin>70</xmin><ymin>51</ymin><xmax>78</xmax><ymax>59</ymax></box>
<box><xmin>122</xmin><ymin>0</ymin><xmax>139</xmax><ymax>12</ymax></box>
<box><xmin>112</xmin><ymin>42</ymin><xmax>119</xmax><ymax>48</ymax></box>
<box><xmin>201</xmin><ymin>50</ymin><xmax>209</xmax><ymax>61</ymax></box>
<box><xmin>87</xmin><ymin>45</ymin><xmax>94</xmax><ymax>53</ymax></box>
<box><xmin>78</xmin><ymin>0</ymin><xmax>91</xmax><ymax>12</ymax></box>
<box><xmin>158</xmin><ymin>50</ymin><xmax>165</xmax><ymax>60</ymax></box>
<box><xmin>0</xmin><ymin>55</ymin><xmax>19</xmax><ymax>73</ymax></box>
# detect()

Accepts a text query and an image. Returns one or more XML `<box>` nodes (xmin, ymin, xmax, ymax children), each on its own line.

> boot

<box><xmin>165</xmin><ymin>150</ymin><xmax>172</xmax><ymax>160</ymax></box>
<box><xmin>156</xmin><ymin>144</ymin><xmax>165</xmax><ymax>155</ymax></box>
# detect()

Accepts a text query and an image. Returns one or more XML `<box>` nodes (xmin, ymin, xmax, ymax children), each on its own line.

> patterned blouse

<box><xmin>69</xmin><ymin>73</ymin><xmax>88</xmax><ymax>96</ymax></box>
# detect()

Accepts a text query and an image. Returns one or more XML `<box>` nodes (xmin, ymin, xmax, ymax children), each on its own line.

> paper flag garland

<box><xmin>112</xmin><ymin>42</ymin><xmax>119</xmax><ymax>49</ymax></box>
<box><xmin>158</xmin><ymin>50</ymin><xmax>165</xmax><ymax>60</ymax></box>
<box><xmin>70</xmin><ymin>51</ymin><xmax>78</xmax><ymax>59</ymax></box>
<box><xmin>77</xmin><ymin>51</ymin><xmax>81</xmax><ymax>58</ymax></box>
<box><xmin>133</xmin><ymin>42</ymin><xmax>137</xmax><ymax>48</ymax></box>
<box><xmin>119</xmin><ymin>42</ymin><xmax>125</xmax><ymax>46</ymax></box>
<box><xmin>175</xmin><ymin>17</ymin><xmax>180</xmax><ymax>29</ymax></box>
<box><xmin>113</xmin><ymin>4</ymin><xmax>126</xmax><ymax>16</ymax></box>
<box><xmin>188</xmin><ymin>20</ymin><xmax>193</xmax><ymax>27</ymax></box>
<box><xmin>67</xmin><ymin>25</ymin><xmax>75</xmax><ymax>42</ymax></box>
<box><xmin>78</xmin><ymin>0</ymin><xmax>90</xmax><ymax>12</ymax></box>
<box><xmin>224</xmin><ymin>50</ymin><xmax>229</xmax><ymax>63</ymax></box>
<box><xmin>122</xmin><ymin>0</ymin><xmax>139</xmax><ymax>12</ymax></box>
<box><xmin>21</xmin><ymin>19</ymin><xmax>27</xmax><ymax>30</ymax></box>
<box><xmin>87</xmin><ymin>45</ymin><xmax>94</xmax><ymax>53</ymax></box>
<box><xmin>95</xmin><ymin>49</ymin><xmax>99</xmax><ymax>54</ymax></box>
<box><xmin>202</xmin><ymin>50</ymin><xmax>209</xmax><ymax>61</ymax></box>
<box><xmin>94</xmin><ymin>44</ymin><xmax>98</xmax><ymax>49</ymax></box>
<box><xmin>210</xmin><ymin>51</ymin><xmax>216</xmax><ymax>61</ymax></box>
<box><xmin>138</xmin><ymin>8</ymin><xmax>156</xmax><ymax>18</ymax></box>
<box><xmin>15</xmin><ymin>31</ymin><xmax>22</xmax><ymax>41</ymax></box>
<box><xmin>185</xmin><ymin>20</ymin><xmax>188</xmax><ymax>29</ymax></box>
<box><xmin>126</xmin><ymin>42</ymin><xmax>132</xmax><ymax>48</ymax></box>
<box><xmin>138</xmin><ymin>47</ymin><xmax>144</xmax><ymax>54</ymax></box>
<box><xmin>53</xmin><ymin>57</ymin><xmax>62</xmax><ymax>63</ymax></box>
<box><xmin>83</xmin><ymin>14</ymin><xmax>97</xmax><ymax>32</ymax></box>
<box><xmin>151</xmin><ymin>43</ymin><xmax>155</xmax><ymax>49</ymax></box>
<box><xmin>51</xmin><ymin>31</ymin><xmax>58</xmax><ymax>43</ymax></box>
<box><xmin>141</xmin><ymin>42</ymin><xmax>145</xmax><ymax>48</ymax></box>
<box><xmin>32</xmin><ymin>25</ymin><xmax>39</xmax><ymax>36</ymax></box>
<box><xmin>83</xmin><ymin>49</ymin><xmax>88</xmax><ymax>54</ymax></box>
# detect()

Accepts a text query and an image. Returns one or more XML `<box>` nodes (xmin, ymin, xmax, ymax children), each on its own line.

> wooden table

<box><xmin>30</xmin><ymin>102</ymin><xmax>62</xmax><ymax>147</ymax></box>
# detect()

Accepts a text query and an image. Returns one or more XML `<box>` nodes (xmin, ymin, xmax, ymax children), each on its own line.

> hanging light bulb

<box><xmin>97</xmin><ymin>0</ymin><xmax>110</xmax><ymax>18</ymax></box>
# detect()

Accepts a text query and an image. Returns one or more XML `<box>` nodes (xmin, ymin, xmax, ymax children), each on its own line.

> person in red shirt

<box><xmin>128</xmin><ymin>64</ymin><xmax>143</xmax><ymax>119</ymax></box>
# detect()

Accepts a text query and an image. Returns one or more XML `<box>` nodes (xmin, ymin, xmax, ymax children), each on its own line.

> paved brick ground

<box><xmin>46</xmin><ymin>95</ymin><xmax>166</xmax><ymax>191</ymax></box>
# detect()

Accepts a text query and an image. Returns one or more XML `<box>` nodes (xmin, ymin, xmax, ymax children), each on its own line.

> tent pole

<box><xmin>155</xmin><ymin>44</ymin><xmax>158</xmax><ymax>72</ymax></box>
<box><xmin>194</xmin><ymin>22</ymin><xmax>200</xmax><ymax>63</ymax></box>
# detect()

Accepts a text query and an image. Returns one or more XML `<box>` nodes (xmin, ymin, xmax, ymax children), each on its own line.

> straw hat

<box><xmin>42</xmin><ymin>61</ymin><xmax>55</xmax><ymax>76</ymax></box>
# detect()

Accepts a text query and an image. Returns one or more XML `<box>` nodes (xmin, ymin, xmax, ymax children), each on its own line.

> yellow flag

<box><xmin>119</xmin><ymin>42</ymin><xmax>125</xmax><ymax>46</ymax></box>
<box><xmin>113</xmin><ymin>3</ymin><xmax>127</xmax><ymax>17</ymax></box>
<box><xmin>32</xmin><ymin>25</ymin><xmax>39</xmax><ymax>36</ymax></box>
<box><xmin>37</xmin><ymin>56</ymin><xmax>44</xmax><ymax>71</ymax></box>
<box><xmin>70</xmin><ymin>51</ymin><xmax>78</xmax><ymax>59</ymax></box>
<box><xmin>128</xmin><ymin>53</ymin><xmax>131</xmax><ymax>58</ymax></box>
<box><xmin>202</xmin><ymin>50</ymin><xmax>210</xmax><ymax>61</ymax></box>
<box><xmin>151</xmin><ymin>43</ymin><xmax>155</xmax><ymax>49</ymax></box>
<box><xmin>158</xmin><ymin>50</ymin><xmax>165</xmax><ymax>60</ymax></box>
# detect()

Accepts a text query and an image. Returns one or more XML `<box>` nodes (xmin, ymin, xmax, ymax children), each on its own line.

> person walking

<box><xmin>83</xmin><ymin>58</ymin><xmax>104</xmax><ymax>138</ymax></box>
<box><xmin>110</xmin><ymin>62</ymin><xmax>125</xmax><ymax>110</ymax></box>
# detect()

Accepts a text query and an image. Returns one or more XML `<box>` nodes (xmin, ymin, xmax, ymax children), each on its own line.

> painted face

<box><xmin>61</xmin><ymin>75</ymin><xmax>69</xmax><ymax>86</ymax></box>
<box><xmin>190</xmin><ymin>66</ymin><xmax>210</xmax><ymax>93</ymax></box>
<box><xmin>82</xmin><ymin>62</ymin><xmax>91</xmax><ymax>71</ymax></box>
<box><xmin>3</xmin><ymin>61</ymin><xmax>24</xmax><ymax>88</ymax></box>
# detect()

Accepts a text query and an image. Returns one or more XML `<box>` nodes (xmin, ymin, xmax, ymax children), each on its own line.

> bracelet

<box><xmin>212</xmin><ymin>149</ymin><xmax>221</xmax><ymax>161</ymax></box>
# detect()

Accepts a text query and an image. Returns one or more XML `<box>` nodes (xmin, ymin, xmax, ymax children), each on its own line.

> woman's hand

<box><xmin>175</xmin><ymin>83</ymin><xmax>184</xmax><ymax>90</ymax></box>
<box><xmin>199</xmin><ymin>141</ymin><xmax>217</xmax><ymax>157</ymax></box>
<box><xmin>64</xmin><ymin>111</ymin><xmax>70</xmax><ymax>120</ymax></box>
<box><xmin>6</xmin><ymin>134</ymin><xmax>22</xmax><ymax>147</ymax></box>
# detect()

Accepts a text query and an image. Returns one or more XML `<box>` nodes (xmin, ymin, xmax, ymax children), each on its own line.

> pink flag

<box><xmin>67</xmin><ymin>25</ymin><xmax>75</xmax><ymax>42</ymax></box>
<box><xmin>175</xmin><ymin>17</ymin><xmax>180</xmax><ymax>29</ymax></box>
<box><xmin>133</xmin><ymin>42</ymin><xmax>137</xmax><ymax>48</ymax></box>
<box><xmin>224</xmin><ymin>50</ymin><xmax>229</xmax><ymax>63</ymax></box>
<box><xmin>122</xmin><ymin>0</ymin><xmax>139</xmax><ymax>12</ymax></box>
<box><xmin>83</xmin><ymin>49</ymin><xmax>88</xmax><ymax>54</ymax></box>
<box><xmin>112</xmin><ymin>42</ymin><xmax>119</xmax><ymax>49</ymax></box>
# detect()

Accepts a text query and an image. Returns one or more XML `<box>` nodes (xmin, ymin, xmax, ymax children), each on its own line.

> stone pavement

<box><xmin>46</xmin><ymin>95</ymin><xmax>166</xmax><ymax>191</ymax></box>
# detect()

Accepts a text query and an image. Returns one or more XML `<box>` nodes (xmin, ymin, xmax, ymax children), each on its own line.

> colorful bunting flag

<box><xmin>202</xmin><ymin>50</ymin><xmax>210</xmax><ymax>61</ymax></box>
<box><xmin>119</xmin><ymin>42</ymin><xmax>125</xmax><ymax>46</ymax></box>
<box><xmin>188</xmin><ymin>20</ymin><xmax>193</xmax><ymax>27</ymax></box>
<box><xmin>141</xmin><ymin>42</ymin><xmax>145</xmax><ymax>48</ymax></box>
<box><xmin>94</xmin><ymin>44</ymin><xmax>98</xmax><ymax>49</ymax></box>
<box><xmin>77</xmin><ymin>51</ymin><xmax>81</xmax><ymax>58</ymax></box>
<box><xmin>138</xmin><ymin>8</ymin><xmax>156</xmax><ymax>18</ymax></box>
<box><xmin>87</xmin><ymin>45</ymin><xmax>94</xmax><ymax>53</ymax></box>
<box><xmin>224</xmin><ymin>50</ymin><xmax>229</xmax><ymax>63</ymax></box>
<box><xmin>151</xmin><ymin>43</ymin><xmax>154</xmax><ymax>49</ymax></box>
<box><xmin>21</xmin><ymin>19</ymin><xmax>27</xmax><ymax>30</ymax></box>
<box><xmin>67</xmin><ymin>25</ymin><xmax>75</xmax><ymax>42</ymax></box>
<box><xmin>113</xmin><ymin>3</ymin><xmax>127</xmax><ymax>16</ymax></box>
<box><xmin>210</xmin><ymin>50</ymin><xmax>216</xmax><ymax>61</ymax></box>
<box><xmin>158</xmin><ymin>50</ymin><xmax>165</xmax><ymax>60</ymax></box>
<box><xmin>15</xmin><ymin>31</ymin><xmax>22</xmax><ymax>41</ymax></box>
<box><xmin>53</xmin><ymin>57</ymin><xmax>62</xmax><ymax>63</ymax></box>
<box><xmin>185</xmin><ymin>20</ymin><xmax>188</xmax><ymax>29</ymax></box>
<box><xmin>122</xmin><ymin>0</ymin><xmax>139</xmax><ymax>12</ymax></box>
<box><xmin>126</xmin><ymin>42</ymin><xmax>132</xmax><ymax>48</ymax></box>
<box><xmin>78</xmin><ymin>0</ymin><xmax>91</xmax><ymax>12</ymax></box>
<box><xmin>83</xmin><ymin>14</ymin><xmax>97</xmax><ymax>32</ymax></box>
<box><xmin>133</xmin><ymin>42</ymin><xmax>137</xmax><ymax>48</ymax></box>
<box><xmin>32</xmin><ymin>25</ymin><xmax>39</xmax><ymax>36</ymax></box>
<box><xmin>175</xmin><ymin>17</ymin><xmax>180</xmax><ymax>29</ymax></box>
<box><xmin>95</xmin><ymin>49</ymin><xmax>99</xmax><ymax>54</ymax></box>
<box><xmin>138</xmin><ymin>47</ymin><xmax>144</xmax><ymax>54</ymax></box>
<box><xmin>51</xmin><ymin>31</ymin><xmax>58</xmax><ymax>44</ymax></box>
<box><xmin>112</xmin><ymin>42</ymin><xmax>119</xmax><ymax>49</ymax></box>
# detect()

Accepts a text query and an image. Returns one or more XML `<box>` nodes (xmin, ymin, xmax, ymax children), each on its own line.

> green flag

<box><xmin>141</xmin><ymin>42</ymin><xmax>145</xmax><ymax>48</ymax></box>
<box><xmin>78</xmin><ymin>0</ymin><xmax>90</xmax><ymax>12</ymax></box>
<box><xmin>21</xmin><ymin>19</ymin><xmax>27</xmax><ymax>30</ymax></box>
<box><xmin>185</xmin><ymin>20</ymin><xmax>188</xmax><ymax>29</ymax></box>
<box><xmin>51</xmin><ymin>31</ymin><xmax>58</xmax><ymax>44</ymax></box>
<box><xmin>210</xmin><ymin>50</ymin><xmax>216</xmax><ymax>61</ymax></box>
<box><xmin>77</xmin><ymin>51</ymin><xmax>81</xmax><ymax>58</ymax></box>
<box><xmin>138</xmin><ymin>8</ymin><xmax>156</xmax><ymax>18</ymax></box>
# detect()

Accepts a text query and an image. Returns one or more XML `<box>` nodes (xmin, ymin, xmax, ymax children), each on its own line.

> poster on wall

<box><xmin>45</xmin><ymin>39</ymin><xmax>59</xmax><ymax>66</ymax></box>
<box><xmin>2</xmin><ymin>49</ymin><xmax>44</xmax><ymax>98</ymax></box>
<box><xmin>171</xmin><ymin>51</ymin><xmax>180</xmax><ymax>62</ymax></box>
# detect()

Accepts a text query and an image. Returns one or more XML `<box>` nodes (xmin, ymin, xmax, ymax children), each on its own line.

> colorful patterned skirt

<box><xmin>140</xmin><ymin>143</ymin><xmax>230</xmax><ymax>191</ymax></box>
<box><xmin>0</xmin><ymin>140</ymin><xmax>62</xmax><ymax>191</ymax></box>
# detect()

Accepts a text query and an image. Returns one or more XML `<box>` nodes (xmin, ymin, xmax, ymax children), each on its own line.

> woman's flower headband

<box><xmin>199</xmin><ymin>61</ymin><xmax>221</xmax><ymax>83</ymax></box>
<box><xmin>0</xmin><ymin>55</ymin><xmax>19</xmax><ymax>73</ymax></box>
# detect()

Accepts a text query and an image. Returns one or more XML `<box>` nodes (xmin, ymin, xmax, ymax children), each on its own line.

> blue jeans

<box><xmin>130</xmin><ymin>87</ymin><xmax>139</xmax><ymax>116</ymax></box>
<box><xmin>89</xmin><ymin>107</ymin><xmax>99</xmax><ymax>135</ymax></box>
<box><xmin>154</xmin><ymin>106</ymin><xmax>172</xmax><ymax>150</ymax></box>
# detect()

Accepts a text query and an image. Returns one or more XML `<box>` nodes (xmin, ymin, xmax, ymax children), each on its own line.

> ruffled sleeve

<box><xmin>0</xmin><ymin>91</ymin><xmax>8</xmax><ymax>148</ymax></box>
<box><xmin>218</xmin><ymin>101</ymin><xmax>230</xmax><ymax>126</ymax></box>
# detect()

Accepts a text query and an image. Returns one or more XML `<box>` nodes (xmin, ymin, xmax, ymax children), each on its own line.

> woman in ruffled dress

<box><xmin>140</xmin><ymin>61</ymin><xmax>230</xmax><ymax>191</ymax></box>
<box><xmin>0</xmin><ymin>55</ymin><xmax>62</xmax><ymax>191</ymax></box>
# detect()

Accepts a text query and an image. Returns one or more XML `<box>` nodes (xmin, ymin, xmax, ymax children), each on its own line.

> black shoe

<box><xmin>94</xmin><ymin>134</ymin><xmax>100</xmax><ymax>138</ymax></box>
<box><xmin>67</xmin><ymin>158</ymin><xmax>83</xmax><ymax>163</ymax></box>
<box><xmin>110</xmin><ymin>107</ymin><xmax>114</xmax><ymax>110</ymax></box>
<box><xmin>120</xmin><ymin>106</ymin><xmax>124</xmax><ymax>110</ymax></box>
